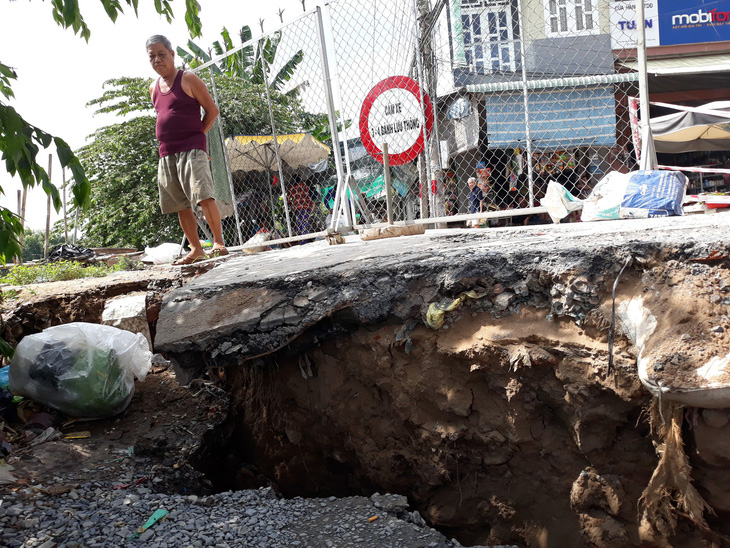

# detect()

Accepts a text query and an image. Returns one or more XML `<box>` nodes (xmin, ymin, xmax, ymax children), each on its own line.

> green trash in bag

<box><xmin>9</xmin><ymin>322</ymin><xmax>152</xmax><ymax>418</ymax></box>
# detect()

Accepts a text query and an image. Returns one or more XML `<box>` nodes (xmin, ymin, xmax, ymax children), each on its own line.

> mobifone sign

<box><xmin>610</xmin><ymin>0</ymin><xmax>730</xmax><ymax>49</ymax></box>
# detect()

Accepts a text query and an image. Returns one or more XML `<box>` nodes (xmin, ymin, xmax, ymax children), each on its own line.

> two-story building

<box><xmin>437</xmin><ymin>0</ymin><xmax>730</xmax><ymax>207</ymax></box>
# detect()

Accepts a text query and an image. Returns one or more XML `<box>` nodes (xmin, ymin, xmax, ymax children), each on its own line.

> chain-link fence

<box><xmin>190</xmin><ymin>0</ymin><xmax>643</xmax><ymax>247</ymax></box>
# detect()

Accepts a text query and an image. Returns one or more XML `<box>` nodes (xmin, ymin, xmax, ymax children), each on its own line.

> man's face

<box><xmin>147</xmin><ymin>43</ymin><xmax>174</xmax><ymax>76</ymax></box>
<box><xmin>467</xmin><ymin>179</ymin><xmax>476</xmax><ymax>189</ymax></box>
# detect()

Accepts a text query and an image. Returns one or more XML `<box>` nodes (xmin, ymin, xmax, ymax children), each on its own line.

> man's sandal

<box><xmin>172</xmin><ymin>253</ymin><xmax>207</xmax><ymax>266</ymax></box>
<box><xmin>207</xmin><ymin>247</ymin><xmax>229</xmax><ymax>258</ymax></box>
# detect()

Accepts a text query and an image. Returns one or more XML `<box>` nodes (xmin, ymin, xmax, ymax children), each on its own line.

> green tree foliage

<box><xmin>20</xmin><ymin>228</ymin><xmax>64</xmax><ymax>263</ymax></box>
<box><xmin>0</xmin><ymin>0</ymin><xmax>203</xmax><ymax>267</ymax></box>
<box><xmin>177</xmin><ymin>26</ymin><xmax>304</xmax><ymax>92</ymax></box>
<box><xmin>0</xmin><ymin>62</ymin><xmax>89</xmax><ymax>264</ymax></box>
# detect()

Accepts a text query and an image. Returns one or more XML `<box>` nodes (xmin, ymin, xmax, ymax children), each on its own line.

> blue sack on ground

<box><xmin>582</xmin><ymin>170</ymin><xmax>687</xmax><ymax>222</ymax></box>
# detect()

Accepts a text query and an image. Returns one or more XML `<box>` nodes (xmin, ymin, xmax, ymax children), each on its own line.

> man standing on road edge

<box><xmin>146</xmin><ymin>34</ymin><xmax>228</xmax><ymax>265</ymax></box>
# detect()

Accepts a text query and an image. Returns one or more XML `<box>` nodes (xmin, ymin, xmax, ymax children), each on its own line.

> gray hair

<box><xmin>467</xmin><ymin>177</ymin><xmax>476</xmax><ymax>184</ymax></box>
<box><xmin>146</xmin><ymin>35</ymin><xmax>173</xmax><ymax>51</ymax></box>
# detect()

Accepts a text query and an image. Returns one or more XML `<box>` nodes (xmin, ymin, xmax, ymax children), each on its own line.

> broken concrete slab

<box><xmin>153</xmin><ymin>213</ymin><xmax>730</xmax><ymax>545</ymax></box>
<box><xmin>155</xmin><ymin>214</ymin><xmax>730</xmax><ymax>368</ymax></box>
<box><xmin>102</xmin><ymin>292</ymin><xmax>152</xmax><ymax>348</ymax></box>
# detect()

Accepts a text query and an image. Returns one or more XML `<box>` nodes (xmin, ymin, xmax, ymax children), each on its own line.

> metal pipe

<box><xmin>636</xmin><ymin>0</ymin><xmax>655</xmax><ymax>169</ymax></box>
<box><xmin>259</xmin><ymin>39</ymin><xmax>293</xmax><ymax>237</ymax></box>
<box><xmin>208</xmin><ymin>69</ymin><xmax>244</xmax><ymax>246</ymax></box>
<box><xmin>383</xmin><ymin>143</ymin><xmax>393</xmax><ymax>224</ymax></box>
<box><xmin>316</xmin><ymin>6</ymin><xmax>348</xmax><ymax>232</ymax></box>
<box><xmin>516</xmin><ymin>0</ymin><xmax>535</xmax><ymax>206</ymax></box>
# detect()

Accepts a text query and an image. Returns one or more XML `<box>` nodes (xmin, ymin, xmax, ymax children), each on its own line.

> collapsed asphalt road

<box><xmin>153</xmin><ymin>213</ymin><xmax>730</xmax><ymax>546</ymax></box>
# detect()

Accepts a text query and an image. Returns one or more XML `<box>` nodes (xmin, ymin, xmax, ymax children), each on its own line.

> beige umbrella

<box><xmin>225</xmin><ymin>133</ymin><xmax>330</xmax><ymax>172</ymax></box>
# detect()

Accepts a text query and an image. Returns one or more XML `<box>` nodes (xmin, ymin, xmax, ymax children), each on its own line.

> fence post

<box><xmin>259</xmin><ymin>40</ymin><xmax>294</xmax><ymax>238</ymax></box>
<box><xmin>383</xmin><ymin>143</ymin><xmax>393</xmax><ymax>225</ymax></box>
<box><xmin>516</xmin><ymin>0</ymin><xmax>535</xmax><ymax>207</ymax></box>
<box><xmin>315</xmin><ymin>6</ymin><xmax>349</xmax><ymax>232</ymax></box>
<box><xmin>636</xmin><ymin>0</ymin><xmax>656</xmax><ymax>170</ymax></box>
<box><xmin>208</xmin><ymin>69</ymin><xmax>244</xmax><ymax>246</ymax></box>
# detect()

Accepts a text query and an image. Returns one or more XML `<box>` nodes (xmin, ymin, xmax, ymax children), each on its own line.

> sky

<box><xmin>0</xmin><ymin>0</ymin><xmax>325</xmax><ymax>231</ymax></box>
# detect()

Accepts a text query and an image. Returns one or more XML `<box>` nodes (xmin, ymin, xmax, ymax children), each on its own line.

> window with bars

<box><xmin>461</xmin><ymin>0</ymin><xmax>516</xmax><ymax>74</ymax></box>
<box><xmin>545</xmin><ymin>0</ymin><xmax>597</xmax><ymax>36</ymax></box>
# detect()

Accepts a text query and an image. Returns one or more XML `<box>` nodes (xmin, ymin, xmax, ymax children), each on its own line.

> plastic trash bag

<box><xmin>540</xmin><ymin>181</ymin><xmax>584</xmax><ymax>223</ymax></box>
<box><xmin>9</xmin><ymin>323</ymin><xmax>152</xmax><ymax>418</ymax></box>
<box><xmin>141</xmin><ymin>243</ymin><xmax>182</xmax><ymax>265</ymax></box>
<box><xmin>581</xmin><ymin>170</ymin><xmax>686</xmax><ymax>222</ymax></box>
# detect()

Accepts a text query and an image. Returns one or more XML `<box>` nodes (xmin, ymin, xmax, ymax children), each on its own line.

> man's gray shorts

<box><xmin>157</xmin><ymin>149</ymin><xmax>215</xmax><ymax>214</ymax></box>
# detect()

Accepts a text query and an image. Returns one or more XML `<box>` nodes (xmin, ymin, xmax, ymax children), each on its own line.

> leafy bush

<box><xmin>1</xmin><ymin>258</ymin><xmax>141</xmax><ymax>285</ymax></box>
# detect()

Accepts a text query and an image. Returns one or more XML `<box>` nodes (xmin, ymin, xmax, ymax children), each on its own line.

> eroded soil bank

<box><xmin>152</xmin><ymin>216</ymin><xmax>730</xmax><ymax>547</ymax></box>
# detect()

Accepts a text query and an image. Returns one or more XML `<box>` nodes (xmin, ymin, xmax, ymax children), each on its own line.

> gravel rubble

<box><xmin>0</xmin><ymin>483</ymin><xmax>508</xmax><ymax>547</ymax></box>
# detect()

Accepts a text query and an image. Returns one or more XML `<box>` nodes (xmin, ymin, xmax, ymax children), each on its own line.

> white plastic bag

<box><xmin>141</xmin><ymin>243</ymin><xmax>182</xmax><ymax>265</ymax></box>
<box><xmin>540</xmin><ymin>181</ymin><xmax>584</xmax><ymax>223</ymax></box>
<box><xmin>9</xmin><ymin>323</ymin><xmax>152</xmax><ymax>418</ymax></box>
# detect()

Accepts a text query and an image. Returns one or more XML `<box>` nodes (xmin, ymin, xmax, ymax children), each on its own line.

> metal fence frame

<box><xmin>185</xmin><ymin>0</ymin><xmax>648</xmax><ymax>251</ymax></box>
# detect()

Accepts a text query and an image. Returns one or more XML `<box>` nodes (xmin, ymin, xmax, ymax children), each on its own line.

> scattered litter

<box><xmin>0</xmin><ymin>460</ymin><xmax>16</xmax><ymax>484</ymax></box>
<box><xmin>540</xmin><ymin>180</ymin><xmax>583</xmax><ymax>223</ymax></box>
<box><xmin>0</xmin><ymin>366</ymin><xmax>8</xmax><ymax>389</ymax></box>
<box><xmin>242</xmin><ymin>229</ymin><xmax>272</xmax><ymax>254</ymax></box>
<box><xmin>426</xmin><ymin>289</ymin><xmax>487</xmax><ymax>330</ymax></box>
<box><xmin>130</xmin><ymin>508</ymin><xmax>168</xmax><ymax>540</ymax></box>
<box><xmin>541</xmin><ymin>171</ymin><xmax>687</xmax><ymax>223</ymax></box>
<box><xmin>63</xmin><ymin>431</ymin><xmax>91</xmax><ymax>440</ymax></box>
<box><xmin>9</xmin><ymin>323</ymin><xmax>152</xmax><ymax>418</ymax></box>
<box><xmin>368</xmin><ymin>515</ymin><xmax>379</xmax><ymax>522</ymax></box>
<box><xmin>114</xmin><ymin>476</ymin><xmax>149</xmax><ymax>490</ymax></box>
<box><xmin>581</xmin><ymin>170</ymin><xmax>686</xmax><ymax>222</ymax></box>
<box><xmin>141</xmin><ymin>243</ymin><xmax>182</xmax><ymax>265</ymax></box>
<box><xmin>47</xmin><ymin>244</ymin><xmax>96</xmax><ymax>263</ymax></box>
<box><xmin>29</xmin><ymin>427</ymin><xmax>62</xmax><ymax>446</ymax></box>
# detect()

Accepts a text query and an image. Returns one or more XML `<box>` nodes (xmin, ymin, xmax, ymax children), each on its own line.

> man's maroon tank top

<box><xmin>152</xmin><ymin>70</ymin><xmax>207</xmax><ymax>158</ymax></box>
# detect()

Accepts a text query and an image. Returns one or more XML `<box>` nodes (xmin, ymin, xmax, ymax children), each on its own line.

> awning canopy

<box><xmin>621</xmin><ymin>54</ymin><xmax>730</xmax><ymax>76</ymax></box>
<box><xmin>651</xmin><ymin>101</ymin><xmax>730</xmax><ymax>154</ymax></box>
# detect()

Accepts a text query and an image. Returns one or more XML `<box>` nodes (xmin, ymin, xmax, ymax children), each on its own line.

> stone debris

<box><xmin>0</xmin><ymin>485</ymin><xmax>479</xmax><ymax>548</ymax></box>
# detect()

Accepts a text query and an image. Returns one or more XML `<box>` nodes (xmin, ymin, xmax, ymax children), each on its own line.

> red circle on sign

<box><xmin>359</xmin><ymin>76</ymin><xmax>434</xmax><ymax>166</ymax></box>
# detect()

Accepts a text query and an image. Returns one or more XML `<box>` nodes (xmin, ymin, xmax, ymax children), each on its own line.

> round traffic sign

<box><xmin>359</xmin><ymin>76</ymin><xmax>434</xmax><ymax>166</ymax></box>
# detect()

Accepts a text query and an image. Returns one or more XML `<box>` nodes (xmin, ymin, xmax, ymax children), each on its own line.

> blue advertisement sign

<box><xmin>658</xmin><ymin>0</ymin><xmax>730</xmax><ymax>45</ymax></box>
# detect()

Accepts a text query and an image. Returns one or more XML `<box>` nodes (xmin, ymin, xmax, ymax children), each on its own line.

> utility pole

<box><xmin>16</xmin><ymin>190</ymin><xmax>22</xmax><ymax>265</ymax></box>
<box><xmin>44</xmin><ymin>154</ymin><xmax>52</xmax><ymax>260</ymax></box>
<box><xmin>62</xmin><ymin>167</ymin><xmax>69</xmax><ymax>243</ymax></box>
<box><xmin>415</xmin><ymin>0</ymin><xmax>446</xmax><ymax>225</ymax></box>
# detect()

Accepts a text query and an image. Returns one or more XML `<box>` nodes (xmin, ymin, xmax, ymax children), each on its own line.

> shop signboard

<box><xmin>610</xmin><ymin>0</ymin><xmax>730</xmax><ymax>49</ymax></box>
<box><xmin>610</xmin><ymin>1</ymin><xmax>660</xmax><ymax>50</ymax></box>
<box><xmin>658</xmin><ymin>0</ymin><xmax>730</xmax><ymax>45</ymax></box>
